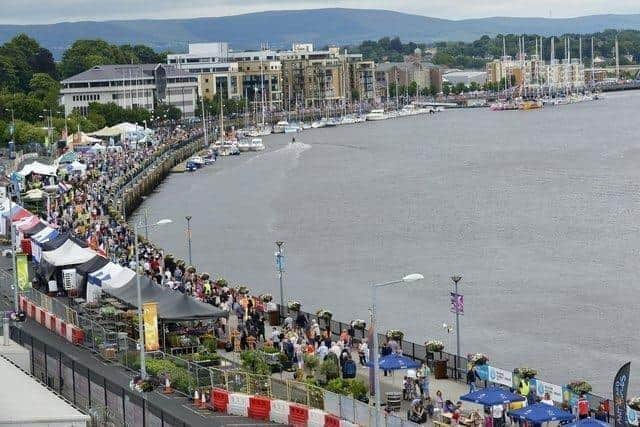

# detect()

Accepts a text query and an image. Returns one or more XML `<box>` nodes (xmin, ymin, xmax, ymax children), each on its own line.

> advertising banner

<box><xmin>488</xmin><ymin>365</ymin><xmax>513</xmax><ymax>387</ymax></box>
<box><xmin>16</xmin><ymin>253</ymin><xmax>30</xmax><ymax>290</ymax></box>
<box><xmin>613</xmin><ymin>362</ymin><xmax>631</xmax><ymax>427</ymax></box>
<box><xmin>531</xmin><ymin>379</ymin><xmax>564</xmax><ymax>403</ymax></box>
<box><xmin>143</xmin><ymin>302</ymin><xmax>159</xmax><ymax>351</ymax></box>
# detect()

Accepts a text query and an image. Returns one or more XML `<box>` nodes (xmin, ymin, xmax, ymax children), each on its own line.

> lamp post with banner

<box><xmin>450</xmin><ymin>275</ymin><xmax>463</xmax><ymax>379</ymax></box>
<box><xmin>275</xmin><ymin>241</ymin><xmax>285</xmax><ymax>317</ymax></box>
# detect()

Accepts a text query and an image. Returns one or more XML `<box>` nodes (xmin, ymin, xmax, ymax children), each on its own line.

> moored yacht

<box><xmin>366</xmin><ymin>109</ymin><xmax>388</xmax><ymax>121</ymax></box>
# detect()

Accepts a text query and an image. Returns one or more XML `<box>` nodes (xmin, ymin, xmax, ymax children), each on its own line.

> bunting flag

<box><xmin>143</xmin><ymin>302</ymin><xmax>159</xmax><ymax>351</ymax></box>
<box><xmin>368</xmin><ymin>314</ymin><xmax>375</xmax><ymax>396</ymax></box>
<box><xmin>613</xmin><ymin>362</ymin><xmax>631</xmax><ymax>427</ymax></box>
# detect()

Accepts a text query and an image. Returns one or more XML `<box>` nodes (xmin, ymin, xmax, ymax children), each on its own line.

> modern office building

<box><xmin>60</xmin><ymin>64</ymin><xmax>198</xmax><ymax>117</ymax></box>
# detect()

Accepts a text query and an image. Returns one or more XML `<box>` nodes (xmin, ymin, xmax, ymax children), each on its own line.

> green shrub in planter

<box><xmin>319</xmin><ymin>358</ymin><xmax>340</xmax><ymax>381</ymax></box>
<box><xmin>514</xmin><ymin>367</ymin><xmax>538</xmax><ymax>380</ymax></box>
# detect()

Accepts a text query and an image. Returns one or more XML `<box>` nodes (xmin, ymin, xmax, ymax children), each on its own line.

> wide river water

<box><xmin>137</xmin><ymin>91</ymin><xmax>640</xmax><ymax>395</ymax></box>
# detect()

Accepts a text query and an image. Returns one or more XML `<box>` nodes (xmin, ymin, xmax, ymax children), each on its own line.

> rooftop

<box><xmin>0</xmin><ymin>356</ymin><xmax>90</xmax><ymax>424</ymax></box>
<box><xmin>61</xmin><ymin>64</ymin><xmax>193</xmax><ymax>84</ymax></box>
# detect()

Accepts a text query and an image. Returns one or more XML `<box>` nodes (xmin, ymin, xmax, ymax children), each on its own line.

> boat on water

<box><xmin>203</xmin><ymin>149</ymin><xmax>216</xmax><ymax>164</ymax></box>
<box><xmin>273</xmin><ymin>121</ymin><xmax>289</xmax><ymax>133</ymax></box>
<box><xmin>311</xmin><ymin>120</ymin><xmax>326</xmax><ymax>129</ymax></box>
<box><xmin>301</xmin><ymin>122</ymin><xmax>312</xmax><ymax>130</ymax></box>
<box><xmin>340</xmin><ymin>116</ymin><xmax>357</xmax><ymax>125</ymax></box>
<box><xmin>248</xmin><ymin>124</ymin><xmax>272</xmax><ymax>137</ymax></box>
<box><xmin>490</xmin><ymin>101</ymin><xmax>519</xmax><ymax>111</ymax></box>
<box><xmin>216</xmin><ymin>144</ymin><xmax>240</xmax><ymax>156</ymax></box>
<box><xmin>519</xmin><ymin>100</ymin><xmax>543</xmax><ymax>110</ymax></box>
<box><xmin>238</xmin><ymin>138</ymin><xmax>265</xmax><ymax>152</ymax></box>
<box><xmin>284</xmin><ymin>122</ymin><xmax>301</xmax><ymax>133</ymax></box>
<box><xmin>366</xmin><ymin>109</ymin><xmax>388</xmax><ymax>121</ymax></box>
<box><xmin>324</xmin><ymin>117</ymin><xmax>340</xmax><ymax>127</ymax></box>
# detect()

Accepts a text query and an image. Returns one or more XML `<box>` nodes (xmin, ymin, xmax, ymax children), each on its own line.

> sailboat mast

<box><xmin>219</xmin><ymin>82</ymin><xmax>224</xmax><ymax>143</ymax></box>
<box><xmin>591</xmin><ymin>37</ymin><xmax>595</xmax><ymax>85</ymax></box>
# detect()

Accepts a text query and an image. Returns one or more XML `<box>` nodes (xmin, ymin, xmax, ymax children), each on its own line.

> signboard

<box><xmin>16</xmin><ymin>254</ymin><xmax>30</xmax><ymax>290</ymax></box>
<box><xmin>62</xmin><ymin>268</ymin><xmax>76</xmax><ymax>290</ymax></box>
<box><xmin>143</xmin><ymin>302</ymin><xmax>159</xmax><ymax>351</ymax></box>
<box><xmin>450</xmin><ymin>292</ymin><xmax>464</xmax><ymax>315</ymax></box>
<box><xmin>628</xmin><ymin>406</ymin><xmax>639</xmax><ymax>426</ymax></box>
<box><xmin>275</xmin><ymin>252</ymin><xmax>285</xmax><ymax>271</ymax></box>
<box><xmin>488</xmin><ymin>365</ymin><xmax>513</xmax><ymax>387</ymax></box>
<box><xmin>530</xmin><ymin>378</ymin><xmax>564</xmax><ymax>403</ymax></box>
<box><xmin>613</xmin><ymin>362</ymin><xmax>631</xmax><ymax>427</ymax></box>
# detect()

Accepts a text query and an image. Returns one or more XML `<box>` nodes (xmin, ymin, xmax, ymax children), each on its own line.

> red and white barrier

<box><xmin>34</xmin><ymin>306</ymin><xmax>44</xmax><ymax>325</ymax></box>
<box><xmin>308</xmin><ymin>408</ymin><xmax>326</xmax><ymax>427</ymax></box>
<box><xmin>55</xmin><ymin>317</ymin><xmax>66</xmax><ymax>337</ymax></box>
<box><xmin>270</xmin><ymin>399</ymin><xmax>291</xmax><ymax>424</ymax></box>
<box><xmin>248</xmin><ymin>395</ymin><xmax>271</xmax><ymax>421</ymax></box>
<box><xmin>211</xmin><ymin>388</ymin><xmax>229</xmax><ymax>413</ymax></box>
<box><xmin>44</xmin><ymin>311</ymin><xmax>54</xmax><ymax>331</ymax></box>
<box><xmin>289</xmin><ymin>403</ymin><xmax>309</xmax><ymax>427</ymax></box>
<box><xmin>228</xmin><ymin>393</ymin><xmax>250</xmax><ymax>417</ymax></box>
<box><xmin>325</xmin><ymin>414</ymin><xmax>341</xmax><ymax>427</ymax></box>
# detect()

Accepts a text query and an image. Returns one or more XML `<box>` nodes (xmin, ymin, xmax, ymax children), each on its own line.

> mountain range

<box><xmin>2</xmin><ymin>8</ymin><xmax>640</xmax><ymax>58</ymax></box>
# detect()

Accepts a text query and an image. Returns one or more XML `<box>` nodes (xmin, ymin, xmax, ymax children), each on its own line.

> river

<box><xmin>136</xmin><ymin>91</ymin><xmax>640</xmax><ymax>396</ymax></box>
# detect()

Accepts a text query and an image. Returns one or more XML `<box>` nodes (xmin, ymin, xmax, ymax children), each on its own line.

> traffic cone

<box><xmin>162</xmin><ymin>377</ymin><xmax>173</xmax><ymax>394</ymax></box>
<box><xmin>193</xmin><ymin>389</ymin><xmax>200</xmax><ymax>406</ymax></box>
<box><xmin>200</xmin><ymin>391</ymin><xmax>207</xmax><ymax>409</ymax></box>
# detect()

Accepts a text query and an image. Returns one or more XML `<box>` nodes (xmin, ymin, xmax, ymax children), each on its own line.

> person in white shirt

<box><xmin>492</xmin><ymin>404</ymin><xmax>504</xmax><ymax>427</ymax></box>
<box><xmin>541</xmin><ymin>393</ymin><xmax>554</xmax><ymax>406</ymax></box>
<box><xmin>330</xmin><ymin>342</ymin><xmax>342</xmax><ymax>358</ymax></box>
<box><xmin>316</xmin><ymin>342</ymin><xmax>329</xmax><ymax>360</ymax></box>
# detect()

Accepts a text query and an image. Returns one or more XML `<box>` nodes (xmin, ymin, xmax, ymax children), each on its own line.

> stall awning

<box><xmin>76</xmin><ymin>256</ymin><xmax>110</xmax><ymax>277</ymax></box>
<box><xmin>17</xmin><ymin>161</ymin><xmax>58</xmax><ymax>177</ymax></box>
<box><xmin>23</xmin><ymin>222</ymin><xmax>46</xmax><ymax>237</ymax></box>
<box><xmin>15</xmin><ymin>215</ymin><xmax>41</xmax><ymax>232</ymax></box>
<box><xmin>41</xmin><ymin>233</ymin><xmax>88</xmax><ymax>251</ymax></box>
<box><xmin>31</xmin><ymin>227</ymin><xmax>58</xmax><ymax>244</ymax></box>
<box><xmin>104</xmin><ymin>277</ymin><xmax>227</xmax><ymax>321</ymax></box>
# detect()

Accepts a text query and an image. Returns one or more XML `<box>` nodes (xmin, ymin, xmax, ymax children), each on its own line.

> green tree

<box><xmin>60</xmin><ymin>39</ymin><xmax>129</xmax><ymax>78</ymax></box>
<box><xmin>442</xmin><ymin>83</ymin><xmax>452</xmax><ymax>96</ymax></box>
<box><xmin>29</xmin><ymin>73</ymin><xmax>60</xmax><ymax>107</ymax></box>
<box><xmin>408</xmin><ymin>81</ymin><xmax>418</xmax><ymax>96</ymax></box>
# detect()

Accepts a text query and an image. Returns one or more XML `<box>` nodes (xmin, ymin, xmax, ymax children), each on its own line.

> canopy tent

<box><xmin>23</xmin><ymin>221</ymin><xmax>46</xmax><ymax>237</ymax></box>
<box><xmin>57</xmin><ymin>151</ymin><xmax>78</xmax><ymax>165</ymax></box>
<box><xmin>103</xmin><ymin>277</ymin><xmax>226</xmax><ymax>321</ymax></box>
<box><xmin>460</xmin><ymin>387</ymin><xmax>526</xmax><ymax>406</ymax></box>
<box><xmin>31</xmin><ymin>227</ymin><xmax>59</xmax><ymax>263</ymax></box>
<box><xmin>508</xmin><ymin>403</ymin><xmax>575</xmax><ymax>423</ymax></box>
<box><xmin>89</xmin><ymin>126</ymin><xmax>122</xmax><ymax>137</ymax></box>
<box><xmin>66</xmin><ymin>131</ymin><xmax>102</xmax><ymax>145</ymax></box>
<box><xmin>17</xmin><ymin>161</ymin><xmax>58</xmax><ymax>177</ymax></box>
<box><xmin>23</xmin><ymin>188</ymin><xmax>47</xmax><ymax>201</ymax></box>
<box><xmin>88</xmin><ymin>143</ymin><xmax>106</xmax><ymax>154</ymax></box>
<box><xmin>41</xmin><ymin>233</ymin><xmax>88</xmax><ymax>252</ymax></box>
<box><xmin>40</xmin><ymin>239</ymin><xmax>96</xmax><ymax>278</ymax></box>
<box><xmin>85</xmin><ymin>262</ymin><xmax>137</xmax><ymax>303</ymax></box>
<box><xmin>15</xmin><ymin>215</ymin><xmax>41</xmax><ymax>232</ymax></box>
<box><xmin>75</xmin><ymin>255</ymin><xmax>110</xmax><ymax>300</ymax></box>
<box><xmin>565</xmin><ymin>419</ymin><xmax>609</xmax><ymax>427</ymax></box>
<box><xmin>10</xmin><ymin>206</ymin><xmax>32</xmax><ymax>222</ymax></box>
<box><xmin>67</xmin><ymin>161</ymin><xmax>87</xmax><ymax>175</ymax></box>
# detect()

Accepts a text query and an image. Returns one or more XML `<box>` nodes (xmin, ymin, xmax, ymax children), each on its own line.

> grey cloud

<box><xmin>0</xmin><ymin>0</ymin><xmax>639</xmax><ymax>24</ymax></box>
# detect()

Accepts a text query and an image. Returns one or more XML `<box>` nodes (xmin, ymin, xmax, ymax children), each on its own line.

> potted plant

<box><xmin>469</xmin><ymin>353</ymin><xmax>489</xmax><ymax>366</ymax></box>
<box><xmin>260</xmin><ymin>293</ymin><xmax>273</xmax><ymax>303</ymax></box>
<box><xmin>214</xmin><ymin>278</ymin><xmax>228</xmax><ymax>288</ymax></box>
<box><xmin>316</xmin><ymin>309</ymin><xmax>333</xmax><ymax>326</ymax></box>
<box><xmin>514</xmin><ymin>367</ymin><xmax>538</xmax><ymax>380</ymax></box>
<box><xmin>628</xmin><ymin>397</ymin><xmax>640</xmax><ymax>411</ymax></box>
<box><xmin>287</xmin><ymin>300</ymin><xmax>301</xmax><ymax>312</ymax></box>
<box><xmin>567</xmin><ymin>380</ymin><xmax>592</xmax><ymax>395</ymax></box>
<box><xmin>425</xmin><ymin>340</ymin><xmax>445</xmax><ymax>353</ymax></box>
<box><xmin>351</xmin><ymin>319</ymin><xmax>366</xmax><ymax>331</ymax></box>
<box><xmin>236</xmin><ymin>285</ymin><xmax>250</xmax><ymax>295</ymax></box>
<box><xmin>386</xmin><ymin>330</ymin><xmax>404</xmax><ymax>342</ymax></box>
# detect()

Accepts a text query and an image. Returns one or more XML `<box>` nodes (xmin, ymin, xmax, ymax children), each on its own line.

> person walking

<box><xmin>467</xmin><ymin>365</ymin><xmax>477</xmax><ymax>393</ymax></box>
<box><xmin>420</xmin><ymin>362</ymin><xmax>431</xmax><ymax>397</ymax></box>
<box><xmin>577</xmin><ymin>394</ymin><xmax>590</xmax><ymax>420</ymax></box>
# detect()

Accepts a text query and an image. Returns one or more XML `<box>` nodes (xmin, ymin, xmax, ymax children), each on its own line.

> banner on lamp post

<box><xmin>143</xmin><ymin>302</ymin><xmax>159</xmax><ymax>351</ymax></box>
<box><xmin>16</xmin><ymin>253</ymin><xmax>30</xmax><ymax>290</ymax></box>
<box><xmin>450</xmin><ymin>292</ymin><xmax>464</xmax><ymax>315</ymax></box>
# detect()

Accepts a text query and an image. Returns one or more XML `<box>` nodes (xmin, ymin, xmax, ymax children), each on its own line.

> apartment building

<box><xmin>60</xmin><ymin>64</ymin><xmax>198</xmax><ymax>117</ymax></box>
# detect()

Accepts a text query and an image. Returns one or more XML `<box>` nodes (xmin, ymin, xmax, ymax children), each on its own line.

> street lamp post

<box><xmin>275</xmin><ymin>241</ymin><xmax>285</xmax><ymax>317</ymax></box>
<box><xmin>371</xmin><ymin>273</ymin><xmax>424</xmax><ymax>427</ymax></box>
<box><xmin>185</xmin><ymin>216</ymin><xmax>192</xmax><ymax>266</ymax></box>
<box><xmin>451</xmin><ymin>275</ymin><xmax>463</xmax><ymax>379</ymax></box>
<box><xmin>134</xmin><ymin>218</ymin><xmax>172</xmax><ymax>379</ymax></box>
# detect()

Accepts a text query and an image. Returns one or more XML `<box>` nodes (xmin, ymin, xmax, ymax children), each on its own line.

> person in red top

<box><xmin>578</xmin><ymin>394</ymin><xmax>590</xmax><ymax>419</ymax></box>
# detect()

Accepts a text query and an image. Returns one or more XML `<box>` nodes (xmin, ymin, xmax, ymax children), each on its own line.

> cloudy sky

<box><xmin>2</xmin><ymin>0</ymin><xmax>640</xmax><ymax>24</ymax></box>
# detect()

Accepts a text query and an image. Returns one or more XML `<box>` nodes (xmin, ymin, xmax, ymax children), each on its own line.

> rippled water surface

<box><xmin>139</xmin><ymin>91</ymin><xmax>640</xmax><ymax>395</ymax></box>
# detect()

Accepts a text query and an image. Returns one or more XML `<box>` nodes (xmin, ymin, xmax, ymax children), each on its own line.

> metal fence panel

<box><xmin>339</xmin><ymin>395</ymin><xmax>356</xmax><ymax>422</ymax></box>
<box><xmin>323</xmin><ymin>390</ymin><xmax>341</xmax><ymax>418</ymax></box>
<box><xmin>354</xmin><ymin>398</ymin><xmax>372</xmax><ymax>426</ymax></box>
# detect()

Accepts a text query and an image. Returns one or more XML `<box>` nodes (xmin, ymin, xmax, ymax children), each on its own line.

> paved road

<box><xmin>13</xmin><ymin>318</ymin><xmax>281</xmax><ymax>427</ymax></box>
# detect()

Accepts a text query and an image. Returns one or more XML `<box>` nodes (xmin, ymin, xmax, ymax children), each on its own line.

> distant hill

<box><xmin>2</xmin><ymin>8</ymin><xmax>640</xmax><ymax>58</ymax></box>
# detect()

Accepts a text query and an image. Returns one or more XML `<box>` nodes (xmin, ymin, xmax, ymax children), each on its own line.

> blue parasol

<box><xmin>460</xmin><ymin>386</ymin><xmax>526</xmax><ymax>406</ymax></box>
<box><xmin>508</xmin><ymin>403</ymin><xmax>575</xmax><ymax>423</ymax></box>
<box><xmin>366</xmin><ymin>353</ymin><xmax>421</xmax><ymax>370</ymax></box>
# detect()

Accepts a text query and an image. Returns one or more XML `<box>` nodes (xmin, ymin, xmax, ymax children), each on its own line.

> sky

<box><xmin>1</xmin><ymin>0</ymin><xmax>640</xmax><ymax>25</ymax></box>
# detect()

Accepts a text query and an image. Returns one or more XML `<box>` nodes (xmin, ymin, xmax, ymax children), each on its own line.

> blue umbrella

<box><xmin>508</xmin><ymin>403</ymin><xmax>575</xmax><ymax>423</ymax></box>
<box><xmin>366</xmin><ymin>353</ymin><xmax>421</xmax><ymax>370</ymax></box>
<box><xmin>565</xmin><ymin>418</ymin><xmax>609</xmax><ymax>427</ymax></box>
<box><xmin>460</xmin><ymin>387</ymin><xmax>526</xmax><ymax>406</ymax></box>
